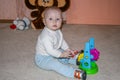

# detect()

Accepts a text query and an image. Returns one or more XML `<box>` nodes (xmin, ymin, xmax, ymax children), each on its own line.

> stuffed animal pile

<box><xmin>10</xmin><ymin>17</ymin><xmax>31</xmax><ymax>30</ymax></box>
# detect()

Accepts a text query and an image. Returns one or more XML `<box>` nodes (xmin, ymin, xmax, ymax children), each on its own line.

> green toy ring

<box><xmin>79</xmin><ymin>62</ymin><xmax>98</xmax><ymax>74</ymax></box>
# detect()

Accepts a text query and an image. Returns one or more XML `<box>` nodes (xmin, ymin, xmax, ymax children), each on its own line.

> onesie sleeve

<box><xmin>42</xmin><ymin>36</ymin><xmax>62</xmax><ymax>58</ymax></box>
<box><xmin>61</xmin><ymin>39</ymin><xmax>69</xmax><ymax>50</ymax></box>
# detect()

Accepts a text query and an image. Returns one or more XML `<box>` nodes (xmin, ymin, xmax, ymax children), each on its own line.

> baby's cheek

<box><xmin>58</xmin><ymin>22</ymin><xmax>62</xmax><ymax>26</ymax></box>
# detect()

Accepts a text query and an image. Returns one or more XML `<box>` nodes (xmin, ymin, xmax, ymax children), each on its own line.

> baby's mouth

<box><xmin>53</xmin><ymin>25</ymin><xmax>57</xmax><ymax>27</ymax></box>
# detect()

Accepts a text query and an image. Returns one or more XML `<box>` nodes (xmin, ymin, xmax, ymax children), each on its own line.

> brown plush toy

<box><xmin>25</xmin><ymin>0</ymin><xmax>70</xmax><ymax>30</ymax></box>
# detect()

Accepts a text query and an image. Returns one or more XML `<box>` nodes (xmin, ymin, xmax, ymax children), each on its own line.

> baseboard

<box><xmin>0</xmin><ymin>20</ymin><xmax>13</xmax><ymax>23</ymax></box>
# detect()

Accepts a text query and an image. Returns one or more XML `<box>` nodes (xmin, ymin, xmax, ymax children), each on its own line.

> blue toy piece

<box><xmin>79</xmin><ymin>37</ymin><xmax>100</xmax><ymax>74</ymax></box>
<box><xmin>80</xmin><ymin>42</ymin><xmax>91</xmax><ymax>69</ymax></box>
<box><xmin>89</xmin><ymin>37</ymin><xmax>95</xmax><ymax>49</ymax></box>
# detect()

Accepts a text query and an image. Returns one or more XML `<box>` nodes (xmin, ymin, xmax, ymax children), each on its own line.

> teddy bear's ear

<box><xmin>25</xmin><ymin>0</ymin><xmax>36</xmax><ymax>9</ymax></box>
<box><xmin>59</xmin><ymin>0</ymin><xmax>70</xmax><ymax>12</ymax></box>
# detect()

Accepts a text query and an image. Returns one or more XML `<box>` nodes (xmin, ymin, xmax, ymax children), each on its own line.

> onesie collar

<box><xmin>44</xmin><ymin>26</ymin><xmax>58</xmax><ymax>34</ymax></box>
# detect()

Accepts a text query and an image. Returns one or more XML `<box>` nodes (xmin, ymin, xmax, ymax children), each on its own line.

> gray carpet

<box><xmin>0</xmin><ymin>23</ymin><xmax>120</xmax><ymax>80</ymax></box>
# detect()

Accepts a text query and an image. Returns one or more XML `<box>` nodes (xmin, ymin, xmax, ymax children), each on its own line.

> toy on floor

<box><xmin>10</xmin><ymin>17</ymin><xmax>31</xmax><ymax>30</ymax></box>
<box><xmin>77</xmin><ymin>37</ymin><xmax>100</xmax><ymax>74</ymax></box>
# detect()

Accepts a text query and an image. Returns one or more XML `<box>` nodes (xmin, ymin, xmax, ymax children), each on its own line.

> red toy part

<box><xmin>70</xmin><ymin>50</ymin><xmax>79</xmax><ymax>58</ymax></box>
<box><xmin>10</xmin><ymin>24</ymin><xmax>16</xmax><ymax>29</ymax></box>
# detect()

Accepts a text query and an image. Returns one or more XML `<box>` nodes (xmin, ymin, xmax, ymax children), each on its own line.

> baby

<box><xmin>35</xmin><ymin>6</ymin><xmax>86</xmax><ymax>80</ymax></box>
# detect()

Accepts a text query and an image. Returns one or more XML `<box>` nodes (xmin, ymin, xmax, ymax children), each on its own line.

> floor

<box><xmin>0</xmin><ymin>23</ymin><xmax>120</xmax><ymax>80</ymax></box>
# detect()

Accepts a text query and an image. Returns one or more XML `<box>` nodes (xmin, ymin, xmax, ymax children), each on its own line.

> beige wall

<box><xmin>66</xmin><ymin>0</ymin><xmax>120</xmax><ymax>25</ymax></box>
<box><xmin>0</xmin><ymin>0</ymin><xmax>66</xmax><ymax>21</ymax></box>
<box><xmin>0</xmin><ymin>0</ymin><xmax>31</xmax><ymax>20</ymax></box>
<box><xmin>0</xmin><ymin>0</ymin><xmax>17</xmax><ymax>19</ymax></box>
<box><xmin>1</xmin><ymin>0</ymin><xmax>120</xmax><ymax>25</ymax></box>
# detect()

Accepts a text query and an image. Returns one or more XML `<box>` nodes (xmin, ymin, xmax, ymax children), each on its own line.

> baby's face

<box><xmin>43</xmin><ymin>10</ymin><xmax>62</xmax><ymax>31</ymax></box>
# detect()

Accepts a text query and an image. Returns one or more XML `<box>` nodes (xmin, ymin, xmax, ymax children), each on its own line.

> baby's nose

<box><xmin>53</xmin><ymin>20</ymin><xmax>57</xmax><ymax>24</ymax></box>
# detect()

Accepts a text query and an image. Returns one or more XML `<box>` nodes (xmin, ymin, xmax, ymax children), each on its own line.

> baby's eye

<box><xmin>49</xmin><ymin>18</ymin><xmax>52</xmax><ymax>20</ymax></box>
<box><xmin>56</xmin><ymin>18</ymin><xmax>60</xmax><ymax>21</ymax></box>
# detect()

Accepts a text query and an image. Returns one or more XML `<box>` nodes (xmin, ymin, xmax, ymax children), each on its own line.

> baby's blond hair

<box><xmin>42</xmin><ymin>6</ymin><xmax>62</xmax><ymax>18</ymax></box>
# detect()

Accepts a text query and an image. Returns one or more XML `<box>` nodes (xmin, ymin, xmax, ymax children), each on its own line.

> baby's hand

<box><xmin>60</xmin><ymin>51</ymin><xmax>71</xmax><ymax>58</ymax></box>
<box><xmin>68</xmin><ymin>50</ymin><xmax>79</xmax><ymax>58</ymax></box>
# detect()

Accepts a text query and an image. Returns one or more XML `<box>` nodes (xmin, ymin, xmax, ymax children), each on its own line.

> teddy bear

<box><xmin>10</xmin><ymin>17</ymin><xmax>31</xmax><ymax>30</ymax></box>
<box><xmin>25</xmin><ymin>0</ymin><xmax>70</xmax><ymax>30</ymax></box>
